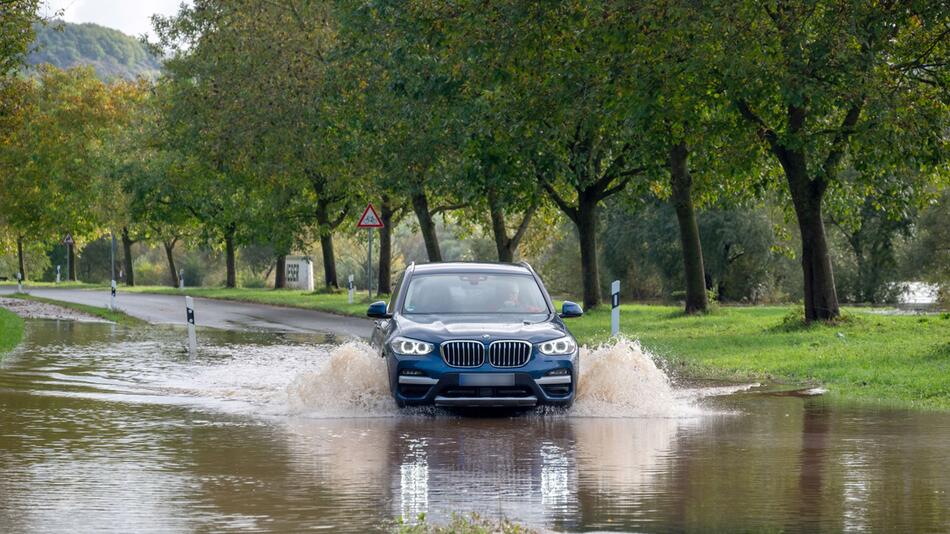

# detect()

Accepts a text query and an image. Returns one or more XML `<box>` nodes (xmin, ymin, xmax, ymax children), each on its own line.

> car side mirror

<box><xmin>367</xmin><ymin>301</ymin><xmax>391</xmax><ymax>319</ymax></box>
<box><xmin>560</xmin><ymin>301</ymin><xmax>583</xmax><ymax>318</ymax></box>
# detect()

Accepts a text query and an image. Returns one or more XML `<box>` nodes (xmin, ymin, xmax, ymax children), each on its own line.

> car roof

<box><xmin>410</xmin><ymin>262</ymin><xmax>533</xmax><ymax>275</ymax></box>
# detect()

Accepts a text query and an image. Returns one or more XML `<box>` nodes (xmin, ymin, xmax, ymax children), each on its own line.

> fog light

<box><xmin>547</xmin><ymin>368</ymin><xmax>570</xmax><ymax>376</ymax></box>
<box><xmin>400</xmin><ymin>369</ymin><xmax>425</xmax><ymax>376</ymax></box>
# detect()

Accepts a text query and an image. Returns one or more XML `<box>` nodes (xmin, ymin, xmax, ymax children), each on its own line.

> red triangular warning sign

<box><xmin>357</xmin><ymin>203</ymin><xmax>384</xmax><ymax>228</ymax></box>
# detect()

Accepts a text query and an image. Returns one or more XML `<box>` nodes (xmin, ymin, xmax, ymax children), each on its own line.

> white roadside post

<box><xmin>611</xmin><ymin>280</ymin><xmax>621</xmax><ymax>337</ymax></box>
<box><xmin>179</xmin><ymin>269</ymin><xmax>185</xmax><ymax>290</ymax></box>
<box><xmin>16</xmin><ymin>272</ymin><xmax>22</xmax><ymax>293</ymax></box>
<box><xmin>56</xmin><ymin>265</ymin><xmax>61</xmax><ymax>284</ymax></box>
<box><xmin>185</xmin><ymin>296</ymin><xmax>197</xmax><ymax>357</ymax></box>
<box><xmin>348</xmin><ymin>274</ymin><xmax>355</xmax><ymax>304</ymax></box>
<box><xmin>356</xmin><ymin>203</ymin><xmax>384</xmax><ymax>300</ymax></box>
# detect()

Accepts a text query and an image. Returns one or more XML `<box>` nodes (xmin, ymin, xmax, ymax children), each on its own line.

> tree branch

<box><xmin>509</xmin><ymin>202</ymin><xmax>538</xmax><ymax>250</ymax></box>
<box><xmin>431</xmin><ymin>202</ymin><xmax>467</xmax><ymax>215</ymax></box>
<box><xmin>819</xmin><ymin>100</ymin><xmax>865</xmax><ymax>186</ymax></box>
<box><xmin>735</xmin><ymin>99</ymin><xmax>780</xmax><ymax>149</ymax></box>
<box><xmin>539</xmin><ymin>179</ymin><xmax>578</xmax><ymax>222</ymax></box>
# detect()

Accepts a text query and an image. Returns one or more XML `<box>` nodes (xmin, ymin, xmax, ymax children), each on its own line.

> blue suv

<box><xmin>368</xmin><ymin>262</ymin><xmax>583</xmax><ymax>408</ymax></box>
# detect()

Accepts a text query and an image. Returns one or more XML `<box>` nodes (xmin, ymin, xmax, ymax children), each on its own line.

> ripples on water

<box><xmin>1</xmin><ymin>321</ymin><xmax>949</xmax><ymax>533</ymax></box>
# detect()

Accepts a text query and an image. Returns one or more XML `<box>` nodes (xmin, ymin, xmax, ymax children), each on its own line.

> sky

<box><xmin>41</xmin><ymin>0</ymin><xmax>190</xmax><ymax>38</ymax></box>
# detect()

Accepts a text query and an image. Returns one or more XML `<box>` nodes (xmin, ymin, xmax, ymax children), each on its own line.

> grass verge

<box><xmin>8</xmin><ymin>293</ymin><xmax>145</xmax><ymax>326</ymax></box>
<box><xmin>568</xmin><ymin>304</ymin><xmax>950</xmax><ymax>410</ymax></box>
<box><xmin>119</xmin><ymin>286</ymin><xmax>950</xmax><ymax>409</ymax></box>
<box><xmin>391</xmin><ymin>513</ymin><xmax>535</xmax><ymax>533</ymax></box>
<box><xmin>0</xmin><ymin>307</ymin><xmax>24</xmax><ymax>356</ymax></box>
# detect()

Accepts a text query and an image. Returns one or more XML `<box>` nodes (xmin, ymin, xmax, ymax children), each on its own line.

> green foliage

<box><xmin>27</xmin><ymin>21</ymin><xmax>161</xmax><ymax>80</ymax></box>
<box><xmin>0</xmin><ymin>0</ymin><xmax>41</xmax><ymax>79</ymax></box>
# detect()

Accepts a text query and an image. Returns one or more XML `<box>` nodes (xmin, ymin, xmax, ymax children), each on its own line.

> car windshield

<box><xmin>402</xmin><ymin>273</ymin><xmax>550</xmax><ymax>315</ymax></box>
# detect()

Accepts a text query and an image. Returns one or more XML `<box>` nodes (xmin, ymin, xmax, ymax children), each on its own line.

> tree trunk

<box><xmin>411</xmin><ymin>190</ymin><xmax>442</xmax><ymax>262</ymax></box>
<box><xmin>224</xmin><ymin>225</ymin><xmax>237</xmax><ymax>288</ymax></box>
<box><xmin>576</xmin><ymin>195</ymin><xmax>601</xmax><ymax>310</ymax></box>
<box><xmin>68</xmin><ymin>243</ymin><xmax>76</xmax><ymax>281</ymax></box>
<box><xmin>785</xmin><ymin>160</ymin><xmax>840</xmax><ymax>321</ymax></box>
<box><xmin>275</xmin><ymin>255</ymin><xmax>287</xmax><ymax>289</ymax></box>
<box><xmin>378</xmin><ymin>198</ymin><xmax>394</xmax><ymax>294</ymax></box>
<box><xmin>163</xmin><ymin>239</ymin><xmax>179</xmax><ymax>288</ymax></box>
<box><xmin>314</xmin><ymin>202</ymin><xmax>339</xmax><ymax>288</ymax></box>
<box><xmin>121</xmin><ymin>227</ymin><xmax>135</xmax><ymax>287</ymax></box>
<box><xmin>488</xmin><ymin>189</ymin><xmax>513</xmax><ymax>262</ymax></box>
<box><xmin>16</xmin><ymin>236</ymin><xmax>25</xmax><ymax>281</ymax></box>
<box><xmin>670</xmin><ymin>143</ymin><xmax>708</xmax><ymax>314</ymax></box>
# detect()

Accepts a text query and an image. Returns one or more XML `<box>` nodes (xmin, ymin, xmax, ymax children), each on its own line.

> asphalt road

<box><xmin>0</xmin><ymin>287</ymin><xmax>373</xmax><ymax>339</ymax></box>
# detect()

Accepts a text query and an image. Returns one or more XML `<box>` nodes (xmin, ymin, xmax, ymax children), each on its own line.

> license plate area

<box><xmin>459</xmin><ymin>373</ymin><xmax>515</xmax><ymax>387</ymax></box>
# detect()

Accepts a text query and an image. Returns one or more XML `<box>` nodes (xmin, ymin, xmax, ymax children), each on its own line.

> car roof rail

<box><xmin>518</xmin><ymin>260</ymin><xmax>535</xmax><ymax>273</ymax></box>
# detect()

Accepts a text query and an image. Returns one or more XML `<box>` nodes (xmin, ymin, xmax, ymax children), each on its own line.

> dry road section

<box><xmin>0</xmin><ymin>288</ymin><xmax>372</xmax><ymax>338</ymax></box>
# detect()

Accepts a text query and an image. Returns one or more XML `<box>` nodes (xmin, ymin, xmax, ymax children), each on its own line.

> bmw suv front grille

<box><xmin>488</xmin><ymin>341</ymin><xmax>532</xmax><ymax>368</ymax></box>
<box><xmin>441</xmin><ymin>340</ymin><xmax>485</xmax><ymax>368</ymax></box>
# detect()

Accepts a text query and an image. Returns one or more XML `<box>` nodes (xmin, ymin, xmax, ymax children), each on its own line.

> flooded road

<box><xmin>1</xmin><ymin>320</ymin><xmax>949</xmax><ymax>532</ymax></box>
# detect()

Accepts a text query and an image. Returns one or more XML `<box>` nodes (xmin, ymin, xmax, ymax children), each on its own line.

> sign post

<box><xmin>356</xmin><ymin>203</ymin><xmax>384</xmax><ymax>300</ymax></box>
<box><xmin>611</xmin><ymin>280</ymin><xmax>621</xmax><ymax>337</ymax></box>
<box><xmin>63</xmin><ymin>233</ymin><xmax>74</xmax><ymax>283</ymax></box>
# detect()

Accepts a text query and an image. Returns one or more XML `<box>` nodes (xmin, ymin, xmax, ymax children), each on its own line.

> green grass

<box><xmin>0</xmin><ymin>281</ymin><xmax>105</xmax><ymax>289</ymax></box>
<box><xmin>0</xmin><ymin>307</ymin><xmax>24</xmax><ymax>356</ymax></box>
<box><xmin>391</xmin><ymin>513</ymin><xmax>535</xmax><ymax>534</ymax></box>
<box><xmin>7</xmin><ymin>293</ymin><xmax>145</xmax><ymax>326</ymax></box>
<box><xmin>567</xmin><ymin>304</ymin><xmax>950</xmax><ymax>410</ymax></box>
<box><xmin>110</xmin><ymin>285</ymin><xmax>950</xmax><ymax>410</ymax></box>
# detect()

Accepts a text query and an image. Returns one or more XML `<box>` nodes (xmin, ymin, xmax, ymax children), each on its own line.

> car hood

<box><xmin>394</xmin><ymin>314</ymin><xmax>569</xmax><ymax>344</ymax></box>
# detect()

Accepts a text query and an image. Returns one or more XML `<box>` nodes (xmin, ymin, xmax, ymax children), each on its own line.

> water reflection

<box><xmin>0</xmin><ymin>320</ymin><xmax>949</xmax><ymax>532</ymax></box>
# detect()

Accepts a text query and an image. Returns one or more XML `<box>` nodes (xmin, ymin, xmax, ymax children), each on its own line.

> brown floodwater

<box><xmin>1</xmin><ymin>320</ymin><xmax>948</xmax><ymax>533</ymax></box>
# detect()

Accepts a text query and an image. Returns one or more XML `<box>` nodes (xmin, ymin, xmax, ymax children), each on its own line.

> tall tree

<box><xmin>711</xmin><ymin>0</ymin><xmax>950</xmax><ymax>321</ymax></box>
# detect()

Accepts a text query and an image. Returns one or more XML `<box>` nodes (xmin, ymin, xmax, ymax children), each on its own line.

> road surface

<box><xmin>0</xmin><ymin>287</ymin><xmax>372</xmax><ymax>338</ymax></box>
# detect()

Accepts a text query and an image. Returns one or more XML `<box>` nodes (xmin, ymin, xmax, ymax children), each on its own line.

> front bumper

<box><xmin>390</xmin><ymin>358</ymin><xmax>576</xmax><ymax>408</ymax></box>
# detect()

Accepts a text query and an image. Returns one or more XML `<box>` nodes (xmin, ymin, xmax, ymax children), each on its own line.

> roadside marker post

<box><xmin>56</xmin><ymin>265</ymin><xmax>61</xmax><ymax>284</ymax></box>
<box><xmin>611</xmin><ymin>280</ymin><xmax>621</xmax><ymax>337</ymax></box>
<box><xmin>348</xmin><ymin>274</ymin><xmax>355</xmax><ymax>304</ymax></box>
<box><xmin>185</xmin><ymin>296</ymin><xmax>197</xmax><ymax>357</ymax></box>
<box><xmin>179</xmin><ymin>269</ymin><xmax>185</xmax><ymax>290</ymax></box>
<box><xmin>357</xmin><ymin>204</ymin><xmax>384</xmax><ymax>300</ymax></box>
<box><xmin>16</xmin><ymin>272</ymin><xmax>22</xmax><ymax>293</ymax></box>
<box><xmin>111</xmin><ymin>280</ymin><xmax>117</xmax><ymax>312</ymax></box>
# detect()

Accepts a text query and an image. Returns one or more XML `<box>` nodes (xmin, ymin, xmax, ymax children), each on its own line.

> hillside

<box><xmin>27</xmin><ymin>21</ymin><xmax>161</xmax><ymax>80</ymax></box>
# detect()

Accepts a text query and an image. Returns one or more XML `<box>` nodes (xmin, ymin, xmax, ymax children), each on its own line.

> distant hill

<box><xmin>27</xmin><ymin>21</ymin><xmax>161</xmax><ymax>81</ymax></box>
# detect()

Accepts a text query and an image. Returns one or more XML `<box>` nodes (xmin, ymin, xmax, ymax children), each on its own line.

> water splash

<box><xmin>571</xmin><ymin>337</ymin><xmax>700</xmax><ymax>417</ymax></box>
<box><xmin>286</xmin><ymin>341</ymin><xmax>399</xmax><ymax>417</ymax></box>
<box><xmin>163</xmin><ymin>336</ymin><xmax>738</xmax><ymax>418</ymax></box>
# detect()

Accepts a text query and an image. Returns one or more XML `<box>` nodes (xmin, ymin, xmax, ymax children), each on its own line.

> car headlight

<box><xmin>538</xmin><ymin>335</ymin><xmax>577</xmax><ymax>356</ymax></box>
<box><xmin>390</xmin><ymin>336</ymin><xmax>434</xmax><ymax>356</ymax></box>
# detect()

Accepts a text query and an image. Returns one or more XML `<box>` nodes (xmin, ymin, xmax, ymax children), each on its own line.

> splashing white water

<box><xmin>159</xmin><ymin>336</ymin><xmax>736</xmax><ymax>418</ymax></box>
<box><xmin>571</xmin><ymin>337</ymin><xmax>699</xmax><ymax>417</ymax></box>
<box><xmin>286</xmin><ymin>341</ymin><xmax>399</xmax><ymax>417</ymax></box>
